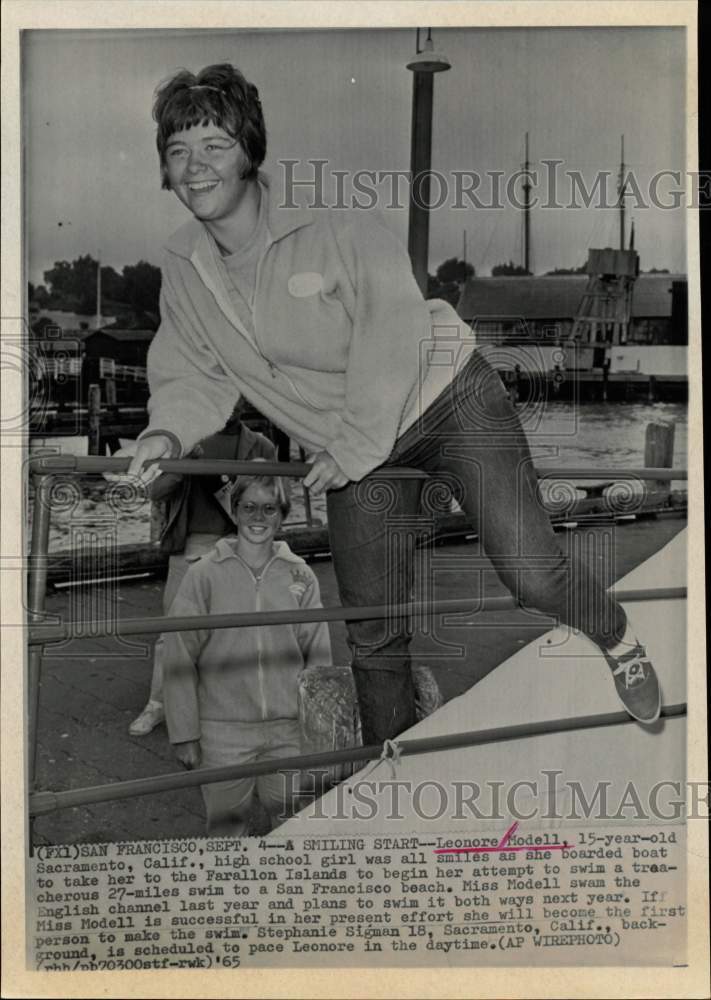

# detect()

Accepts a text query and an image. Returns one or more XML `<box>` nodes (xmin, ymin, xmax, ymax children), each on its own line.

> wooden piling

<box><xmin>105</xmin><ymin>377</ymin><xmax>117</xmax><ymax>407</ymax></box>
<box><xmin>88</xmin><ymin>383</ymin><xmax>102</xmax><ymax>455</ymax></box>
<box><xmin>645</xmin><ymin>420</ymin><xmax>675</xmax><ymax>496</ymax></box>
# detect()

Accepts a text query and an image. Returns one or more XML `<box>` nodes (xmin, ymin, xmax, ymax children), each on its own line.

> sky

<box><xmin>23</xmin><ymin>26</ymin><xmax>687</xmax><ymax>287</ymax></box>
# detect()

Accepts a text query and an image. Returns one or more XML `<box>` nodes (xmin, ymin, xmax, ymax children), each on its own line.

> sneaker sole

<box><xmin>617</xmin><ymin>690</ymin><xmax>662</xmax><ymax>726</ymax></box>
<box><xmin>606</xmin><ymin>649</ymin><xmax>662</xmax><ymax>726</ymax></box>
<box><xmin>619</xmin><ymin>696</ymin><xmax>661</xmax><ymax>726</ymax></box>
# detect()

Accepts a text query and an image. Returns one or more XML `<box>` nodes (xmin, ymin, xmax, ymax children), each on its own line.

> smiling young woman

<box><xmin>124</xmin><ymin>62</ymin><xmax>662</xmax><ymax>742</ymax></box>
<box><xmin>154</xmin><ymin>65</ymin><xmax>265</xmax><ymax>248</ymax></box>
<box><xmin>164</xmin><ymin>124</ymin><xmax>259</xmax><ymax>244</ymax></box>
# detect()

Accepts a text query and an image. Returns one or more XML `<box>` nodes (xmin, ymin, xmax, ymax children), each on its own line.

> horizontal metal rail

<box><xmin>28</xmin><ymin>587</ymin><xmax>687</xmax><ymax>645</ymax></box>
<box><xmin>28</xmin><ymin>453</ymin><xmax>688</xmax><ymax>481</ymax></box>
<box><xmin>28</xmin><ymin>702</ymin><xmax>687</xmax><ymax>816</ymax></box>
<box><xmin>536</xmin><ymin>468</ymin><xmax>686</xmax><ymax>481</ymax></box>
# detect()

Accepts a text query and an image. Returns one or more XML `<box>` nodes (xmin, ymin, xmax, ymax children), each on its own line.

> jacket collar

<box><xmin>210</xmin><ymin>537</ymin><xmax>304</xmax><ymax>566</ymax></box>
<box><xmin>163</xmin><ymin>171</ymin><xmax>314</xmax><ymax>260</ymax></box>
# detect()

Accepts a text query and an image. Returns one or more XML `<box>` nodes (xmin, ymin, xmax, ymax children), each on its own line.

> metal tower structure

<box><xmin>571</xmin><ymin>246</ymin><xmax>640</xmax><ymax>368</ymax></box>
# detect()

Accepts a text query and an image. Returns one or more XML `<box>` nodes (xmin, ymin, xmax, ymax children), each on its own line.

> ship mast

<box><xmin>523</xmin><ymin>132</ymin><xmax>531</xmax><ymax>273</ymax></box>
<box><xmin>96</xmin><ymin>252</ymin><xmax>102</xmax><ymax>330</ymax></box>
<box><xmin>618</xmin><ymin>135</ymin><xmax>626</xmax><ymax>251</ymax></box>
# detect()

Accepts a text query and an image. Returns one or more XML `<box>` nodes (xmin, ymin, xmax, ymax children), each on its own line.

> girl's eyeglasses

<box><xmin>238</xmin><ymin>501</ymin><xmax>280</xmax><ymax>519</ymax></box>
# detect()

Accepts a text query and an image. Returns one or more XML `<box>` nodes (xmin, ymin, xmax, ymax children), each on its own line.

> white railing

<box><xmin>36</xmin><ymin>357</ymin><xmax>147</xmax><ymax>383</ymax></box>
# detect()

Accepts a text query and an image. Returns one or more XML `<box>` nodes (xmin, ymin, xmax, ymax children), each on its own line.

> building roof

<box><xmin>90</xmin><ymin>328</ymin><xmax>155</xmax><ymax>342</ymax></box>
<box><xmin>36</xmin><ymin>310</ymin><xmax>116</xmax><ymax>332</ymax></box>
<box><xmin>457</xmin><ymin>273</ymin><xmax>686</xmax><ymax>322</ymax></box>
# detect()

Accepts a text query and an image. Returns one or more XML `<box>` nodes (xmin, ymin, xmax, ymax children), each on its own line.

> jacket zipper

<box><xmin>252</xmin><ymin>244</ymin><xmax>277</xmax><ymax>379</ymax></box>
<box><xmin>254</xmin><ymin>578</ymin><xmax>267</xmax><ymax>720</ymax></box>
<box><xmin>202</xmin><ymin>229</ymin><xmax>327</xmax><ymax>410</ymax></box>
<box><xmin>238</xmin><ymin>550</ymin><xmax>280</xmax><ymax>721</ymax></box>
<box><xmin>197</xmin><ymin>227</ymin><xmax>324</xmax><ymax>413</ymax></box>
<box><xmin>252</xmin><ymin>241</ymin><xmax>330</xmax><ymax>410</ymax></box>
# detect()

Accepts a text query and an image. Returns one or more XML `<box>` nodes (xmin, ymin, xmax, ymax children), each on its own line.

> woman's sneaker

<box><xmin>604</xmin><ymin>641</ymin><xmax>661</xmax><ymax>724</ymax></box>
<box><xmin>129</xmin><ymin>700</ymin><xmax>165</xmax><ymax>736</ymax></box>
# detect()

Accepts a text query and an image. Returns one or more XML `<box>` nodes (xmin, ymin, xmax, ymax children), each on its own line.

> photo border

<box><xmin>1</xmin><ymin>2</ymin><xmax>707</xmax><ymax>998</ymax></box>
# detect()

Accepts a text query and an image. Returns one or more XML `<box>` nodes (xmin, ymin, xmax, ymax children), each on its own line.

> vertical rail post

<box><xmin>150</xmin><ymin>492</ymin><xmax>167</xmax><ymax>544</ymax></box>
<box><xmin>105</xmin><ymin>376</ymin><xmax>117</xmax><ymax>407</ymax></box>
<box><xmin>27</xmin><ymin>474</ymin><xmax>53</xmax><ymax>796</ymax></box>
<box><xmin>298</xmin><ymin>447</ymin><xmax>314</xmax><ymax>528</ymax></box>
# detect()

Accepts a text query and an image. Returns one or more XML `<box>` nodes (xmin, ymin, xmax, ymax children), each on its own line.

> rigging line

<box><xmin>585</xmin><ymin>211</ymin><xmax>601</xmax><ymax>257</ymax></box>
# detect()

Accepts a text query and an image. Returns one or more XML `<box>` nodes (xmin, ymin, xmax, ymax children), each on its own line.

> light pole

<box><xmin>96</xmin><ymin>250</ymin><xmax>102</xmax><ymax>330</ymax></box>
<box><xmin>406</xmin><ymin>28</ymin><xmax>451</xmax><ymax>296</ymax></box>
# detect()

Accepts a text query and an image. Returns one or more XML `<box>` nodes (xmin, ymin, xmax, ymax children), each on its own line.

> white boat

<box><xmin>279</xmin><ymin>528</ymin><xmax>686</xmax><ymax>836</ymax></box>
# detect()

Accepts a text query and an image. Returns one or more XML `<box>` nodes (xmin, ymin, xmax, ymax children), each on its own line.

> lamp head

<box><xmin>406</xmin><ymin>35</ymin><xmax>451</xmax><ymax>73</ymax></box>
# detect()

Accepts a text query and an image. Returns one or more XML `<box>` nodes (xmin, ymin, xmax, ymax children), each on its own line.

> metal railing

<box><xmin>29</xmin><ymin>703</ymin><xmax>687</xmax><ymax>817</ymax></box>
<box><xmin>28</xmin><ymin>588</ymin><xmax>687</xmax><ymax>647</ymax></box>
<box><xmin>98</xmin><ymin>358</ymin><xmax>147</xmax><ymax>382</ymax></box>
<box><xmin>26</xmin><ymin>456</ymin><xmax>688</xmax><ymax>835</ymax></box>
<box><xmin>29</xmin><ymin>454</ymin><xmax>689</xmax><ymax>480</ymax></box>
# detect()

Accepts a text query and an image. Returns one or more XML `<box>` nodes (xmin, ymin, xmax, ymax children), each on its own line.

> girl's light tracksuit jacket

<box><xmin>162</xmin><ymin>538</ymin><xmax>332</xmax><ymax>745</ymax></box>
<box><xmin>141</xmin><ymin>173</ymin><xmax>476</xmax><ymax>484</ymax></box>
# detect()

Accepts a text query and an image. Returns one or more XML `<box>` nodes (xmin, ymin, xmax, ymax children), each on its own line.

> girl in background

<box><xmin>162</xmin><ymin>474</ymin><xmax>332</xmax><ymax>835</ymax></box>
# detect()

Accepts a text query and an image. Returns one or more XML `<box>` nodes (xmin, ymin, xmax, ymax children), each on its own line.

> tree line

<box><xmin>426</xmin><ymin>257</ymin><xmax>670</xmax><ymax>307</ymax></box>
<box><xmin>30</xmin><ymin>253</ymin><xmax>671</xmax><ymax>331</ymax></box>
<box><xmin>30</xmin><ymin>256</ymin><xmax>162</xmax><ymax>330</ymax></box>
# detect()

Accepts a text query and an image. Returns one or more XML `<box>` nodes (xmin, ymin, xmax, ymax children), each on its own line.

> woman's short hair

<box><xmin>231</xmin><ymin>474</ymin><xmax>291</xmax><ymax>521</ymax></box>
<box><xmin>153</xmin><ymin>63</ymin><xmax>266</xmax><ymax>189</ymax></box>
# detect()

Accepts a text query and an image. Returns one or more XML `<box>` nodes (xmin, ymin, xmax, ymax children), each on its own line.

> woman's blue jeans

<box><xmin>326</xmin><ymin>350</ymin><xmax>627</xmax><ymax>744</ymax></box>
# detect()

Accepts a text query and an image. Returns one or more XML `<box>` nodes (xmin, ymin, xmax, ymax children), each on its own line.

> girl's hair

<box><xmin>231</xmin><ymin>475</ymin><xmax>291</xmax><ymax>520</ymax></box>
<box><xmin>153</xmin><ymin>63</ymin><xmax>266</xmax><ymax>189</ymax></box>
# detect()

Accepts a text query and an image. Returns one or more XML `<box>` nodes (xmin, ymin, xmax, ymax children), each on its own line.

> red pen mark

<box><xmin>433</xmin><ymin>822</ymin><xmax>574</xmax><ymax>855</ymax></box>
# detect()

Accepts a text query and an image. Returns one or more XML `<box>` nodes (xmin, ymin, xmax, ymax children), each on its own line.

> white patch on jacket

<box><xmin>288</xmin><ymin>272</ymin><xmax>324</xmax><ymax>297</ymax></box>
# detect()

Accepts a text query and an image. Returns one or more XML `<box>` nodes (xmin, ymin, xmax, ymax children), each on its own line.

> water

<box><xmin>35</xmin><ymin>401</ymin><xmax>687</xmax><ymax>553</ymax></box>
<box><xmin>518</xmin><ymin>400</ymin><xmax>687</xmax><ymax>469</ymax></box>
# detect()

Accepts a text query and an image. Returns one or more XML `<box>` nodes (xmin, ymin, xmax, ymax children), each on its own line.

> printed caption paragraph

<box><xmin>29</xmin><ymin>827</ymin><xmax>686</xmax><ymax>969</ymax></box>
